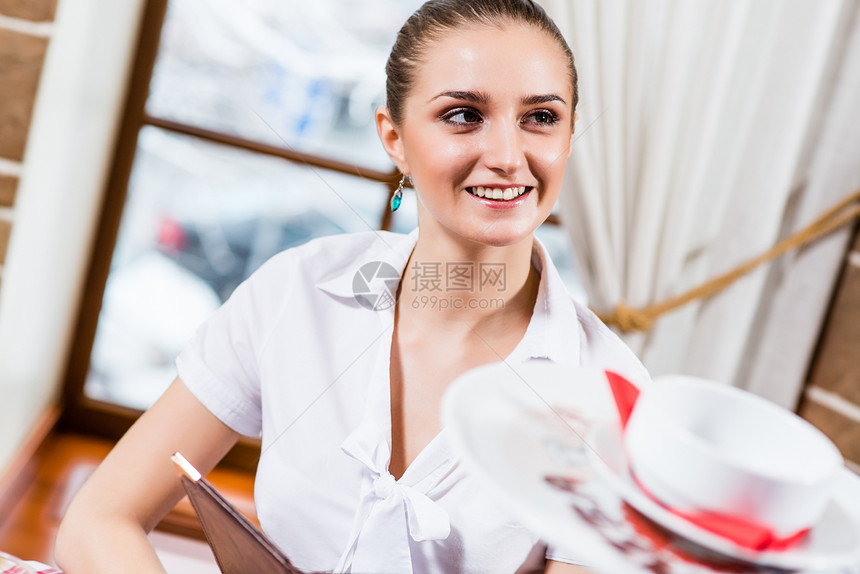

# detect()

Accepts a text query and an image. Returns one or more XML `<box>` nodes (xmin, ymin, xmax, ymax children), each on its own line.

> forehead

<box><xmin>410</xmin><ymin>23</ymin><xmax>572</xmax><ymax>103</ymax></box>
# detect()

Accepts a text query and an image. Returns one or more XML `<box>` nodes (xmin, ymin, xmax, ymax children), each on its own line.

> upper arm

<box><xmin>545</xmin><ymin>559</ymin><xmax>596</xmax><ymax>574</ymax></box>
<box><xmin>63</xmin><ymin>377</ymin><xmax>241</xmax><ymax>531</ymax></box>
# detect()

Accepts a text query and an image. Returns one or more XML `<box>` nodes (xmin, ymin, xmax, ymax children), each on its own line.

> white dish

<box><xmin>441</xmin><ymin>362</ymin><xmax>860</xmax><ymax>574</ymax></box>
<box><xmin>623</xmin><ymin>374</ymin><xmax>843</xmax><ymax>537</ymax></box>
<box><xmin>588</xmin><ymin>421</ymin><xmax>860</xmax><ymax>571</ymax></box>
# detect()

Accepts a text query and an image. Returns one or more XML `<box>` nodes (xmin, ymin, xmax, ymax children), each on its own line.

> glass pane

<box><xmin>147</xmin><ymin>0</ymin><xmax>425</xmax><ymax>172</ymax></box>
<box><xmin>84</xmin><ymin>126</ymin><xmax>412</xmax><ymax>410</ymax></box>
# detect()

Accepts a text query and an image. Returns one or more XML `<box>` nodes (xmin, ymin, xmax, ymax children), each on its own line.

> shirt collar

<box><xmin>316</xmin><ymin>228</ymin><xmax>419</xmax><ymax>300</ymax></box>
<box><xmin>316</xmin><ymin>228</ymin><xmax>581</xmax><ymax>364</ymax></box>
<box><xmin>507</xmin><ymin>235</ymin><xmax>582</xmax><ymax>365</ymax></box>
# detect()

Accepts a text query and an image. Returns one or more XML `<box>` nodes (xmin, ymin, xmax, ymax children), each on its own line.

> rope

<box><xmin>595</xmin><ymin>189</ymin><xmax>860</xmax><ymax>333</ymax></box>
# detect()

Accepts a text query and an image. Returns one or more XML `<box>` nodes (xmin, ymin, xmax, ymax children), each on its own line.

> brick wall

<box><xmin>799</xmin><ymin>228</ymin><xmax>860</xmax><ymax>474</ymax></box>
<box><xmin>0</xmin><ymin>0</ymin><xmax>57</xmax><ymax>276</ymax></box>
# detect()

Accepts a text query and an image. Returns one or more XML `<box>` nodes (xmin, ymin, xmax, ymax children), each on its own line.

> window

<box><xmin>62</xmin><ymin>0</ymin><xmax>581</xmax><ymax>466</ymax></box>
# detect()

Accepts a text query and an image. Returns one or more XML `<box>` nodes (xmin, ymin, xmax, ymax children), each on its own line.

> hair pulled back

<box><xmin>385</xmin><ymin>0</ymin><xmax>578</xmax><ymax>126</ymax></box>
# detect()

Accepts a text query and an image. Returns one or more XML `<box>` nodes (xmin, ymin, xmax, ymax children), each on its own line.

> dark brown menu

<box><xmin>173</xmin><ymin>454</ymin><xmax>306</xmax><ymax>574</ymax></box>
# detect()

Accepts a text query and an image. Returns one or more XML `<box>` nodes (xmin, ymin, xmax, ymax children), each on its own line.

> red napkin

<box><xmin>0</xmin><ymin>559</ymin><xmax>62</xmax><ymax>574</ymax></box>
<box><xmin>604</xmin><ymin>370</ymin><xmax>809</xmax><ymax>552</ymax></box>
<box><xmin>629</xmin><ymin>471</ymin><xmax>810</xmax><ymax>551</ymax></box>
<box><xmin>605</xmin><ymin>370</ymin><xmax>639</xmax><ymax>430</ymax></box>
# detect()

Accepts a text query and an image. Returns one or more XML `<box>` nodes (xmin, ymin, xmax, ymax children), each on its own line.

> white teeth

<box><xmin>469</xmin><ymin>186</ymin><xmax>529</xmax><ymax>200</ymax></box>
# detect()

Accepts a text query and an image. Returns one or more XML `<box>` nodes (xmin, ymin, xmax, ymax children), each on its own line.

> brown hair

<box><xmin>385</xmin><ymin>0</ymin><xmax>578</xmax><ymax>126</ymax></box>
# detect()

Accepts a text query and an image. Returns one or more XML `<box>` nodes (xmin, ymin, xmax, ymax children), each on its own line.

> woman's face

<box><xmin>378</xmin><ymin>23</ymin><xmax>575</xmax><ymax>248</ymax></box>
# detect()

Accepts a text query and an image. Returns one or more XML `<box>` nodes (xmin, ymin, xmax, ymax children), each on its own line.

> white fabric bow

<box><xmin>333</xmin><ymin>421</ymin><xmax>451</xmax><ymax>573</ymax></box>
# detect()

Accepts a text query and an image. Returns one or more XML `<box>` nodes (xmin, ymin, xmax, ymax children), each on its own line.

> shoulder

<box><xmin>251</xmin><ymin>230</ymin><xmax>405</xmax><ymax>284</ymax></box>
<box><xmin>571</xmin><ymin>297</ymin><xmax>652</xmax><ymax>388</ymax></box>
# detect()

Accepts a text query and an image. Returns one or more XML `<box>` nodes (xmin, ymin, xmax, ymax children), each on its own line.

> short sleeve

<box><xmin>574</xmin><ymin>299</ymin><xmax>652</xmax><ymax>390</ymax></box>
<box><xmin>545</xmin><ymin>546</ymin><xmax>591</xmax><ymax>567</ymax></box>
<box><xmin>176</xmin><ymin>253</ymin><xmax>291</xmax><ymax>437</ymax></box>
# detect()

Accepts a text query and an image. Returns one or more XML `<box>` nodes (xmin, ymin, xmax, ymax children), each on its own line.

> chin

<box><xmin>419</xmin><ymin>205</ymin><xmax>546</xmax><ymax>250</ymax></box>
<box><xmin>463</xmin><ymin>222</ymin><xmax>538</xmax><ymax>249</ymax></box>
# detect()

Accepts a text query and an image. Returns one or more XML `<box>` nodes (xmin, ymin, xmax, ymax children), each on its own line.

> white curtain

<box><xmin>546</xmin><ymin>0</ymin><xmax>860</xmax><ymax>407</ymax></box>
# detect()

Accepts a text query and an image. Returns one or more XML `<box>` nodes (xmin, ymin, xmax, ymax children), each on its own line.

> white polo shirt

<box><xmin>176</xmin><ymin>228</ymin><xmax>649</xmax><ymax>574</ymax></box>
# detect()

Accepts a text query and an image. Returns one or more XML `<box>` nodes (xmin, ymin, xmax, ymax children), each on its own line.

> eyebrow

<box><xmin>522</xmin><ymin>94</ymin><xmax>567</xmax><ymax>106</ymax></box>
<box><xmin>429</xmin><ymin>90</ymin><xmax>567</xmax><ymax>106</ymax></box>
<box><xmin>430</xmin><ymin>90</ymin><xmax>490</xmax><ymax>104</ymax></box>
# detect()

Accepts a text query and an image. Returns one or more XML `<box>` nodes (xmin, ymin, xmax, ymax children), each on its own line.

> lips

<box><xmin>466</xmin><ymin>186</ymin><xmax>532</xmax><ymax>201</ymax></box>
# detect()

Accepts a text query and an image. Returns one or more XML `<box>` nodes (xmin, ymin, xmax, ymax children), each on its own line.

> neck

<box><xmin>397</xmin><ymin>227</ymin><xmax>540</xmax><ymax>335</ymax></box>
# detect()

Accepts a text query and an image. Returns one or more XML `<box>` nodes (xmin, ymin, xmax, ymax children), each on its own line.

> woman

<box><xmin>56</xmin><ymin>1</ymin><xmax>648</xmax><ymax>572</ymax></box>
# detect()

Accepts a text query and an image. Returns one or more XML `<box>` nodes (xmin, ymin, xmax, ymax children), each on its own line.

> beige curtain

<box><xmin>546</xmin><ymin>0</ymin><xmax>860</xmax><ymax>407</ymax></box>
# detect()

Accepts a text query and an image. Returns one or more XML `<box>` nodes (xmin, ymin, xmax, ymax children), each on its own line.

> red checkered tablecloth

<box><xmin>0</xmin><ymin>559</ymin><xmax>61</xmax><ymax>574</ymax></box>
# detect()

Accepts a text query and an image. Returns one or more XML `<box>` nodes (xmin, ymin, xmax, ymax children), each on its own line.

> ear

<box><xmin>376</xmin><ymin>106</ymin><xmax>410</xmax><ymax>174</ymax></box>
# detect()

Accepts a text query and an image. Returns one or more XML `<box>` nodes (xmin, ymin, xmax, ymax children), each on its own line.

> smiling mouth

<box><xmin>466</xmin><ymin>186</ymin><xmax>532</xmax><ymax>201</ymax></box>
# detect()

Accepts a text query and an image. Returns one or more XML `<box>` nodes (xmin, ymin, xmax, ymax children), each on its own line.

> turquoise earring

<box><xmin>390</xmin><ymin>175</ymin><xmax>406</xmax><ymax>212</ymax></box>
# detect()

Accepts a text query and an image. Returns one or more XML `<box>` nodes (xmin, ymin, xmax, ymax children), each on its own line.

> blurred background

<box><xmin>0</xmin><ymin>0</ymin><xmax>584</xmax><ymax>434</ymax></box>
<box><xmin>0</xmin><ymin>0</ymin><xmax>585</xmax><ymax>565</ymax></box>
<box><xmin>62</xmin><ymin>0</ymin><xmax>585</xmax><ymax>412</ymax></box>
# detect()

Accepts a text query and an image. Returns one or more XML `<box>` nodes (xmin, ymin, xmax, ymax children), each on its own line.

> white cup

<box><xmin>624</xmin><ymin>374</ymin><xmax>843</xmax><ymax>538</ymax></box>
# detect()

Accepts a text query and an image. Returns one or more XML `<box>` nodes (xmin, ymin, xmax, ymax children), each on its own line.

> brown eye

<box><xmin>441</xmin><ymin>108</ymin><xmax>483</xmax><ymax>125</ymax></box>
<box><xmin>525</xmin><ymin>110</ymin><xmax>560</xmax><ymax>126</ymax></box>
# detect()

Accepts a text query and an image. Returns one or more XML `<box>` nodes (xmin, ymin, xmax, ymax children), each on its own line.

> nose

<box><xmin>482</xmin><ymin>121</ymin><xmax>524</xmax><ymax>176</ymax></box>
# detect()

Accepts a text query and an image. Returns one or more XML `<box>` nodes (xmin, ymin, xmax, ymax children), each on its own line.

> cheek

<box><xmin>413</xmin><ymin>138</ymin><xmax>480</xmax><ymax>181</ymax></box>
<box><xmin>437</xmin><ymin>135</ymin><xmax>482</xmax><ymax>162</ymax></box>
<box><xmin>531</xmin><ymin>139</ymin><xmax>571</xmax><ymax>180</ymax></box>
